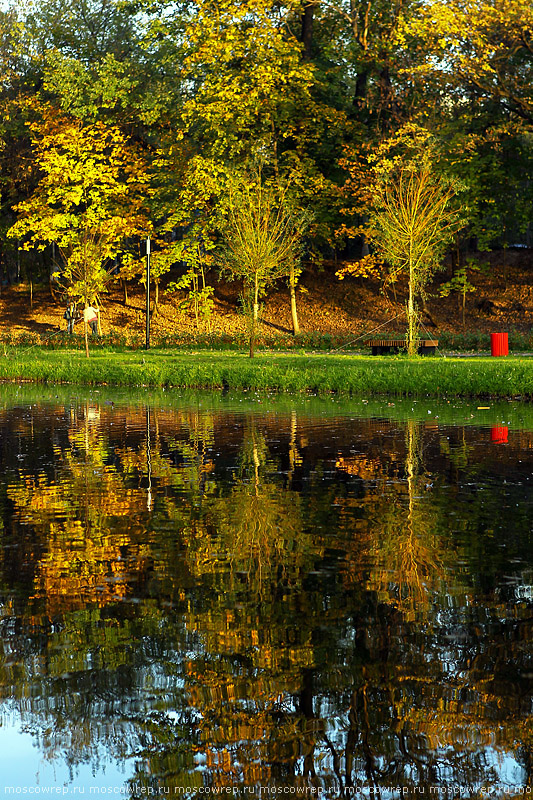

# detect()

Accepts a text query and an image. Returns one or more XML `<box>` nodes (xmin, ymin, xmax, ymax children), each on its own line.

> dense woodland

<box><xmin>0</xmin><ymin>0</ymin><xmax>532</xmax><ymax>322</ymax></box>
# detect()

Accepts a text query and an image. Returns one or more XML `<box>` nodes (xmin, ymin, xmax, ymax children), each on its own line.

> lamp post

<box><xmin>145</xmin><ymin>235</ymin><xmax>151</xmax><ymax>350</ymax></box>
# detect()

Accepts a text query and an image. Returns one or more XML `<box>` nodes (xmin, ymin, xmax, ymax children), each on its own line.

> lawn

<box><xmin>1</xmin><ymin>347</ymin><xmax>532</xmax><ymax>398</ymax></box>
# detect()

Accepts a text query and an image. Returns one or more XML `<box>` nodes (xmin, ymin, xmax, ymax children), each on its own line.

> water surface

<box><xmin>0</xmin><ymin>387</ymin><xmax>532</xmax><ymax>799</ymax></box>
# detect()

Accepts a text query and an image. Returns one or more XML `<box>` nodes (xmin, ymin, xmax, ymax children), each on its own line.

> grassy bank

<box><xmin>1</xmin><ymin>347</ymin><xmax>532</xmax><ymax>398</ymax></box>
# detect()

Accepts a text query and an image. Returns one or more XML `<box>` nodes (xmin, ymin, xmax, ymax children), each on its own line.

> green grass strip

<box><xmin>1</xmin><ymin>348</ymin><xmax>532</xmax><ymax>398</ymax></box>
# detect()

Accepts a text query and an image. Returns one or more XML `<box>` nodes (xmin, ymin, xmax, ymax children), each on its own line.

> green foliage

<box><xmin>165</xmin><ymin>238</ymin><xmax>215</xmax><ymax>330</ymax></box>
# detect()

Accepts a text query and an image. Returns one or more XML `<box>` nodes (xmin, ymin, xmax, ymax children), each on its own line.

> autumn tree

<box><xmin>400</xmin><ymin>0</ymin><xmax>533</xmax><ymax>252</ymax></box>
<box><xmin>219</xmin><ymin>173</ymin><xmax>308</xmax><ymax>357</ymax></box>
<box><xmin>8</xmin><ymin>102</ymin><xmax>152</xmax><ymax>350</ymax></box>
<box><xmin>369</xmin><ymin>157</ymin><xmax>463</xmax><ymax>355</ymax></box>
<box><xmin>405</xmin><ymin>0</ymin><xmax>533</xmax><ymax>127</ymax></box>
<box><xmin>24</xmin><ymin>0</ymin><xmax>139</xmax><ymax>65</ymax></box>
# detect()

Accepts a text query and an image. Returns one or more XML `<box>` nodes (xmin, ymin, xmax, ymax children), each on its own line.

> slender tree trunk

<box><xmin>253</xmin><ymin>273</ymin><xmax>259</xmax><ymax>321</ymax></box>
<box><xmin>289</xmin><ymin>265</ymin><xmax>300</xmax><ymax>335</ymax></box>
<box><xmin>122</xmin><ymin>279</ymin><xmax>128</xmax><ymax>306</ymax></box>
<box><xmin>246</xmin><ymin>283</ymin><xmax>256</xmax><ymax>359</ymax></box>
<box><xmin>249</xmin><ymin>316</ymin><xmax>255</xmax><ymax>358</ymax></box>
<box><xmin>407</xmin><ymin>250</ymin><xmax>417</xmax><ymax>357</ymax></box>
<box><xmin>84</xmin><ymin>318</ymin><xmax>90</xmax><ymax>358</ymax></box>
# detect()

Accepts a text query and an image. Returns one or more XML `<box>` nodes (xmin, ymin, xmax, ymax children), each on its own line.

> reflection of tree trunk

<box><xmin>345</xmin><ymin>691</ymin><xmax>359</xmax><ymax>789</ymax></box>
<box><xmin>406</xmin><ymin>418</ymin><xmax>418</xmax><ymax>540</ymax></box>
<box><xmin>299</xmin><ymin>669</ymin><xmax>317</xmax><ymax>780</ymax></box>
<box><xmin>253</xmin><ymin>443</ymin><xmax>260</xmax><ymax>496</ymax></box>
<box><xmin>360</xmin><ymin>682</ymin><xmax>380</xmax><ymax>788</ymax></box>
<box><xmin>289</xmin><ymin>410</ymin><xmax>298</xmax><ymax>482</ymax></box>
<box><xmin>146</xmin><ymin>405</ymin><xmax>152</xmax><ymax>512</ymax></box>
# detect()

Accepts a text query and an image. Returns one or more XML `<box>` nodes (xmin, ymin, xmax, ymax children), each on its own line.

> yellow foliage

<box><xmin>8</xmin><ymin>100</ymin><xmax>152</xmax><ymax>304</ymax></box>
<box><xmin>336</xmin><ymin>254</ymin><xmax>383</xmax><ymax>281</ymax></box>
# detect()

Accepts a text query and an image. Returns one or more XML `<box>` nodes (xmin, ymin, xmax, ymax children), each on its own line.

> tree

<box><xmin>23</xmin><ymin>0</ymin><xmax>139</xmax><ymax>65</ymax></box>
<box><xmin>400</xmin><ymin>0</ymin><xmax>533</xmax><ymax>254</ymax></box>
<box><xmin>219</xmin><ymin>173</ymin><xmax>308</xmax><ymax>357</ymax></box>
<box><xmin>405</xmin><ymin>0</ymin><xmax>533</xmax><ymax>127</ymax></box>
<box><xmin>7</xmin><ymin>102</ymin><xmax>152</xmax><ymax>352</ymax></box>
<box><xmin>369</xmin><ymin>158</ymin><xmax>463</xmax><ymax>355</ymax></box>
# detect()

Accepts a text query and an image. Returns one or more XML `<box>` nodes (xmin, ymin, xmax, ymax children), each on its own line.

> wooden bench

<box><xmin>366</xmin><ymin>338</ymin><xmax>439</xmax><ymax>355</ymax></box>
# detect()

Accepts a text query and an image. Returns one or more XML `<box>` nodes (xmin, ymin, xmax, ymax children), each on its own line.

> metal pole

<box><xmin>145</xmin><ymin>235</ymin><xmax>151</xmax><ymax>350</ymax></box>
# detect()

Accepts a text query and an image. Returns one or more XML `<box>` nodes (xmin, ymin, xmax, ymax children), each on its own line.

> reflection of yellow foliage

<box><xmin>8</xmin><ymin>425</ymin><xmax>152</xmax><ymax>615</ymax></box>
<box><xmin>32</xmin><ymin>520</ymin><xmax>145</xmax><ymax>613</ymax></box>
<box><xmin>366</xmin><ymin>423</ymin><xmax>449</xmax><ymax>620</ymax></box>
<box><xmin>172</xmin><ymin>424</ymin><xmax>320</xmax><ymax>788</ymax></box>
<box><xmin>338</xmin><ymin>422</ymin><xmax>459</xmax><ymax>622</ymax></box>
<box><xmin>336</xmin><ymin>453</ymin><xmax>397</xmax><ymax>481</ymax></box>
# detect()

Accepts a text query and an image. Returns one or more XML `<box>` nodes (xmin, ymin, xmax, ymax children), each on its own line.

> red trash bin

<box><xmin>490</xmin><ymin>332</ymin><xmax>508</xmax><ymax>356</ymax></box>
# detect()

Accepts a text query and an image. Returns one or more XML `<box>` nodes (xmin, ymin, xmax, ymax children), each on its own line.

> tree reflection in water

<box><xmin>0</xmin><ymin>398</ymin><xmax>531</xmax><ymax>795</ymax></box>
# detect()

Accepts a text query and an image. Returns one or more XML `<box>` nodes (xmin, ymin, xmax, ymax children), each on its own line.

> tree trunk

<box><xmin>378</xmin><ymin>65</ymin><xmax>394</xmax><ymax>128</ymax></box>
<box><xmin>84</xmin><ymin>319</ymin><xmax>90</xmax><ymax>358</ymax></box>
<box><xmin>122</xmin><ymin>279</ymin><xmax>128</xmax><ymax>306</ymax></box>
<box><xmin>253</xmin><ymin>274</ymin><xmax>259</xmax><ymax>321</ymax></box>
<box><xmin>289</xmin><ymin>265</ymin><xmax>300</xmax><ymax>335</ymax></box>
<box><xmin>249</xmin><ymin>316</ymin><xmax>255</xmax><ymax>358</ymax></box>
<box><xmin>407</xmin><ymin>252</ymin><xmax>417</xmax><ymax>357</ymax></box>
<box><xmin>301</xmin><ymin>2</ymin><xmax>314</xmax><ymax>60</ymax></box>
<box><xmin>354</xmin><ymin>71</ymin><xmax>369</xmax><ymax>112</ymax></box>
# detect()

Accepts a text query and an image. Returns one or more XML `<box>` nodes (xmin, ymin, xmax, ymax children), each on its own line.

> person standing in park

<box><xmin>83</xmin><ymin>303</ymin><xmax>100</xmax><ymax>336</ymax></box>
<box><xmin>64</xmin><ymin>303</ymin><xmax>75</xmax><ymax>334</ymax></box>
<box><xmin>64</xmin><ymin>303</ymin><xmax>81</xmax><ymax>334</ymax></box>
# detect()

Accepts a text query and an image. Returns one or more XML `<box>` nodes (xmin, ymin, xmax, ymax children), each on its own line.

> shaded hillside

<box><xmin>1</xmin><ymin>249</ymin><xmax>532</xmax><ymax>345</ymax></box>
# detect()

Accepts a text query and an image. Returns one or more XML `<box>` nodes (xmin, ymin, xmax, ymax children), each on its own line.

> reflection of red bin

<box><xmin>491</xmin><ymin>426</ymin><xmax>508</xmax><ymax>444</ymax></box>
<box><xmin>490</xmin><ymin>332</ymin><xmax>508</xmax><ymax>356</ymax></box>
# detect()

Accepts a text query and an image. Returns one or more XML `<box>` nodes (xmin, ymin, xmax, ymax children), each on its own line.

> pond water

<box><xmin>0</xmin><ymin>387</ymin><xmax>532</xmax><ymax>799</ymax></box>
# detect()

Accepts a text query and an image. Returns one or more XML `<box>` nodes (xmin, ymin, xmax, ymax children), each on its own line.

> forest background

<box><xmin>0</xmin><ymin>0</ymin><xmax>532</xmax><ymax>347</ymax></box>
